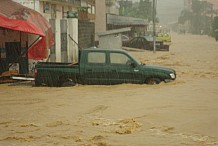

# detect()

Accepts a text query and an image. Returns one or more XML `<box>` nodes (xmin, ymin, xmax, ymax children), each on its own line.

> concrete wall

<box><xmin>68</xmin><ymin>19</ymin><xmax>78</xmax><ymax>63</ymax></box>
<box><xmin>99</xmin><ymin>33</ymin><xmax>122</xmax><ymax>49</ymax></box>
<box><xmin>95</xmin><ymin>0</ymin><xmax>106</xmax><ymax>41</ymax></box>
<box><xmin>78</xmin><ymin>20</ymin><xmax>95</xmax><ymax>49</ymax></box>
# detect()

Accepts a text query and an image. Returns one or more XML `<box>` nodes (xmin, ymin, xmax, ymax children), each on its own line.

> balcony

<box><xmin>86</xmin><ymin>0</ymin><xmax>95</xmax><ymax>5</ymax></box>
<box><xmin>39</xmin><ymin>0</ymin><xmax>81</xmax><ymax>7</ymax></box>
<box><xmin>78</xmin><ymin>11</ymin><xmax>95</xmax><ymax>20</ymax></box>
<box><xmin>106</xmin><ymin>0</ymin><xmax>114</xmax><ymax>6</ymax></box>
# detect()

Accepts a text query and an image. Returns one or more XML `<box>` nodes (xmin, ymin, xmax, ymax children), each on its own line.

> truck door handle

<box><xmin>111</xmin><ymin>70</ymin><xmax>117</xmax><ymax>72</ymax></box>
<box><xmin>87</xmin><ymin>69</ymin><xmax>92</xmax><ymax>72</ymax></box>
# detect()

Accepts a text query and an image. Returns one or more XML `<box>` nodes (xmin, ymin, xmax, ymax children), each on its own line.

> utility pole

<box><xmin>152</xmin><ymin>0</ymin><xmax>156</xmax><ymax>53</ymax></box>
<box><xmin>33</xmin><ymin>0</ymin><xmax>36</xmax><ymax>10</ymax></box>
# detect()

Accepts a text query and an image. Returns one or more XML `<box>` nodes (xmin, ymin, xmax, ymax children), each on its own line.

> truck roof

<box><xmin>83</xmin><ymin>48</ymin><xmax>127</xmax><ymax>53</ymax></box>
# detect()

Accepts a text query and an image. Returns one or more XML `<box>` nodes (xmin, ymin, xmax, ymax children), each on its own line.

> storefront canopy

<box><xmin>0</xmin><ymin>0</ymin><xmax>54</xmax><ymax>60</ymax></box>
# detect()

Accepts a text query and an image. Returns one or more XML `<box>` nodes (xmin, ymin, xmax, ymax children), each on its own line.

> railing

<box><xmin>78</xmin><ymin>11</ymin><xmax>95</xmax><ymax>20</ymax></box>
<box><xmin>40</xmin><ymin>0</ymin><xmax>81</xmax><ymax>5</ymax></box>
<box><xmin>105</xmin><ymin>0</ymin><xmax>114</xmax><ymax>6</ymax></box>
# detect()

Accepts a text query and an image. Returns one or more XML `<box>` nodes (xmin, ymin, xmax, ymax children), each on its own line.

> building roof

<box><xmin>107</xmin><ymin>14</ymin><xmax>148</xmax><ymax>26</ymax></box>
<box><xmin>96</xmin><ymin>27</ymin><xmax>131</xmax><ymax>36</ymax></box>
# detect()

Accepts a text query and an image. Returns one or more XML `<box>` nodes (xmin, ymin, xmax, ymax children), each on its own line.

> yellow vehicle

<box><xmin>156</xmin><ymin>33</ymin><xmax>171</xmax><ymax>44</ymax></box>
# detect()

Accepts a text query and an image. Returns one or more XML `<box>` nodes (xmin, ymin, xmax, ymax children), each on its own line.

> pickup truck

<box><xmin>34</xmin><ymin>48</ymin><xmax>176</xmax><ymax>86</ymax></box>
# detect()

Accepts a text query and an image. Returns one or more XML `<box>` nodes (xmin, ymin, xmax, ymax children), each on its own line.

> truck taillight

<box><xmin>34</xmin><ymin>69</ymin><xmax>38</xmax><ymax>77</ymax></box>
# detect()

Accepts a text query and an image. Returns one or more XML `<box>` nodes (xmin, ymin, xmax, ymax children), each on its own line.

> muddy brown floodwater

<box><xmin>0</xmin><ymin>33</ymin><xmax>218</xmax><ymax>146</ymax></box>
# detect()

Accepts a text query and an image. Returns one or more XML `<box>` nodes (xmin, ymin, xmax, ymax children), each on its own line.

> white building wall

<box><xmin>68</xmin><ymin>19</ymin><xmax>78</xmax><ymax>63</ymax></box>
<box><xmin>95</xmin><ymin>0</ymin><xmax>106</xmax><ymax>41</ymax></box>
<box><xmin>55</xmin><ymin>5</ymin><xmax>62</xmax><ymax>62</ymax></box>
<box><xmin>99</xmin><ymin>34</ymin><xmax>122</xmax><ymax>49</ymax></box>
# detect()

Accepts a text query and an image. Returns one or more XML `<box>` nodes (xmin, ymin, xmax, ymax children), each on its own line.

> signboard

<box><xmin>66</xmin><ymin>11</ymin><xmax>78</xmax><ymax>18</ymax></box>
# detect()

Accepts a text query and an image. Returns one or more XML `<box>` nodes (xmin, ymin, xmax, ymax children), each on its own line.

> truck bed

<box><xmin>35</xmin><ymin>62</ymin><xmax>80</xmax><ymax>86</ymax></box>
<box><xmin>36</xmin><ymin>62</ymin><xmax>79</xmax><ymax>68</ymax></box>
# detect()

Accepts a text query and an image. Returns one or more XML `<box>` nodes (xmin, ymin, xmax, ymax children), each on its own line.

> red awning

<box><xmin>0</xmin><ymin>0</ymin><xmax>54</xmax><ymax>60</ymax></box>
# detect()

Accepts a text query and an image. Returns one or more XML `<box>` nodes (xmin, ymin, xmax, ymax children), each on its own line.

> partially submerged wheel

<box><xmin>146</xmin><ymin>78</ymin><xmax>161</xmax><ymax>85</ymax></box>
<box><xmin>61</xmin><ymin>79</ymin><xmax>76</xmax><ymax>87</ymax></box>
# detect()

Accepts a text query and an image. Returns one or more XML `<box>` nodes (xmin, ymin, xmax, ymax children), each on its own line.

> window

<box><xmin>88</xmin><ymin>52</ymin><xmax>106</xmax><ymax>63</ymax></box>
<box><xmin>110</xmin><ymin>53</ymin><xmax>130</xmax><ymax>64</ymax></box>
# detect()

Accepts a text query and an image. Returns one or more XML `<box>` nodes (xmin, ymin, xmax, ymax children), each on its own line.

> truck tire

<box><xmin>34</xmin><ymin>80</ymin><xmax>41</xmax><ymax>87</ymax></box>
<box><xmin>145</xmin><ymin>78</ymin><xmax>161</xmax><ymax>85</ymax></box>
<box><xmin>59</xmin><ymin>76</ymin><xmax>76</xmax><ymax>87</ymax></box>
<box><xmin>61</xmin><ymin>80</ymin><xmax>76</xmax><ymax>87</ymax></box>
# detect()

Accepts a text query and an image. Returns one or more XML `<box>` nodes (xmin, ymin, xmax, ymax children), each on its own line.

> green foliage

<box><xmin>178</xmin><ymin>0</ymin><xmax>213</xmax><ymax>35</ymax></box>
<box><xmin>212</xmin><ymin>16</ymin><xmax>218</xmax><ymax>30</ymax></box>
<box><xmin>178</xmin><ymin>9</ymin><xmax>192</xmax><ymax>24</ymax></box>
<box><xmin>119</xmin><ymin>0</ymin><xmax>154</xmax><ymax>21</ymax></box>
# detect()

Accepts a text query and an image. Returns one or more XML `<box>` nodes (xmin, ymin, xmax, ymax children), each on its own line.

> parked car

<box><xmin>123</xmin><ymin>36</ymin><xmax>169</xmax><ymax>51</ymax></box>
<box><xmin>34</xmin><ymin>48</ymin><xmax>176</xmax><ymax>87</ymax></box>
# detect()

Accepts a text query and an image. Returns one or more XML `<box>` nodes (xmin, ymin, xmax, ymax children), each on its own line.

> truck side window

<box><xmin>110</xmin><ymin>53</ymin><xmax>130</xmax><ymax>65</ymax></box>
<box><xmin>88</xmin><ymin>52</ymin><xmax>106</xmax><ymax>63</ymax></box>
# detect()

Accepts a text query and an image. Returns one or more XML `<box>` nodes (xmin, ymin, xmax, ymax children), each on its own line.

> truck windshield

<box><xmin>126</xmin><ymin>52</ymin><xmax>141</xmax><ymax>65</ymax></box>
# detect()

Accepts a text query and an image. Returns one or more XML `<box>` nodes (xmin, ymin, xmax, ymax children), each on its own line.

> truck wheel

<box><xmin>61</xmin><ymin>80</ymin><xmax>76</xmax><ymax>87</ymax></box>
<box><xmin>34</xmin><ymin>80</ymin><xmax>41</xmax><ymax>87</ymax></box>
<box><xmin>146</xmin><ymin>78</ymin><xmax>161</xmax><ymax>85</ymax></box>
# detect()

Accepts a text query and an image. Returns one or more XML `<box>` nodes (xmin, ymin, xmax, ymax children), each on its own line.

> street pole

<box><xmin>153</xmin><ymin>0</ymin><xmax>156</xmax><ymax>53</ymax></box>
<box><xmin>33</xmin><ymin>0</ymin><xmax>36</xmax><ymax>10</ymax></box>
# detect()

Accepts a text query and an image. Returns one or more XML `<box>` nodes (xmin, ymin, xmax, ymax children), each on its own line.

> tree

<box><xmin>119</xmin><ymin>0</ymin><xmax>154</xmax><ymax>21</ymax></box>
<box><xmin>178</xmin><ymin>9</ymin><xmax>192</xmax><ymax>24</ymax></box>
<box><xmin>212</xmin><ymin>16</ymin><xmax>218</xmax><ymax>34</ymax></box>
<box><xmin>178</xmin><ymin>0</ymin><xmax>212</xmax><ymax>34</ymax></box>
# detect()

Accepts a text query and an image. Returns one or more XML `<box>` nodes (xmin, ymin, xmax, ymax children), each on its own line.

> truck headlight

<box><xmin>170</xmin><ymin>73</ymin><xmax>175</xmax><ymax>79</ymax></box>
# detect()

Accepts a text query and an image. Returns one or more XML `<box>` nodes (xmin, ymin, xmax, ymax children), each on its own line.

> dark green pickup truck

<box><xmin>34</xmin><ymin>48</ymin><xmax>176</xmax><ymax>86</ymax></box>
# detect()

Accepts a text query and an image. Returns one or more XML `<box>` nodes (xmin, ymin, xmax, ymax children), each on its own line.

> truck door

<box><xmin>81</xmin><ymin>51</ymin><xmax>109</xmax><ymax>85</ymax></box>
<box><xmin>109</xmin><ymin>52</ymin><xmax>141</xmax><ymax>84</ymax></box>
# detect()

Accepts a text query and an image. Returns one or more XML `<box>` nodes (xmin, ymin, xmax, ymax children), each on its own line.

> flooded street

<box><xmin>0</xmin><ymin>33</ymin><xmax>218</xmax><ymax>146</ymax></box>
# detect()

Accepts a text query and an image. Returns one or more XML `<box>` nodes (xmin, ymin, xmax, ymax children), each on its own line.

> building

<box><xmin>13</xmin><ymin>0</ymin><xmax>96</xmax><ymax>63</ymax></box>
<box><xmin>95</xmin><ymin>0</ymin><xmax>148</xmax><ymax>43</ymax></box>
<box><xmin>106</xmin><ymin>0</ymin><xmax>120</xmax><ymax>15</ymax></box>
<box><xmin>0</xmin><ymin>0</ymin><xmax>53</xmax><ymax>75</ymax></box>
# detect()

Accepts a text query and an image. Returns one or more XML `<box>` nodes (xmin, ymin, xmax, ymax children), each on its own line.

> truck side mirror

<box><xmin>130</xmin><ymin>62</ymin><xmax>136</xmax><ymax>68</ymax></box>
<box><xmin>127</xmin><ymin>61</ymin><xmax>136</xmax><ymax>68</ymax></box>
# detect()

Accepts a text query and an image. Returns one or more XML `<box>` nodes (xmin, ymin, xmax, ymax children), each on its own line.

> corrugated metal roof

<box><xmin>96</xmin><ymin>27</ymin><xmax>131</xmax><ymax>36</ymax></box>
<box><xmin>107</xmin><ymin>14</ymin><xmax>148</xmax><ymax>26</ymax></box>
<box><xmin>0</xmin><ymin>0</ymin><xmax>29</xmax><ymax>19</ymax></box>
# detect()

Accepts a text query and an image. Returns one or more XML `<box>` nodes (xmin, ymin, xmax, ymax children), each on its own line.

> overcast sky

<box><xmin>130</xmin><ymin>0</ymin><xmax>184</xmax><ymax>24</ymax></box>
